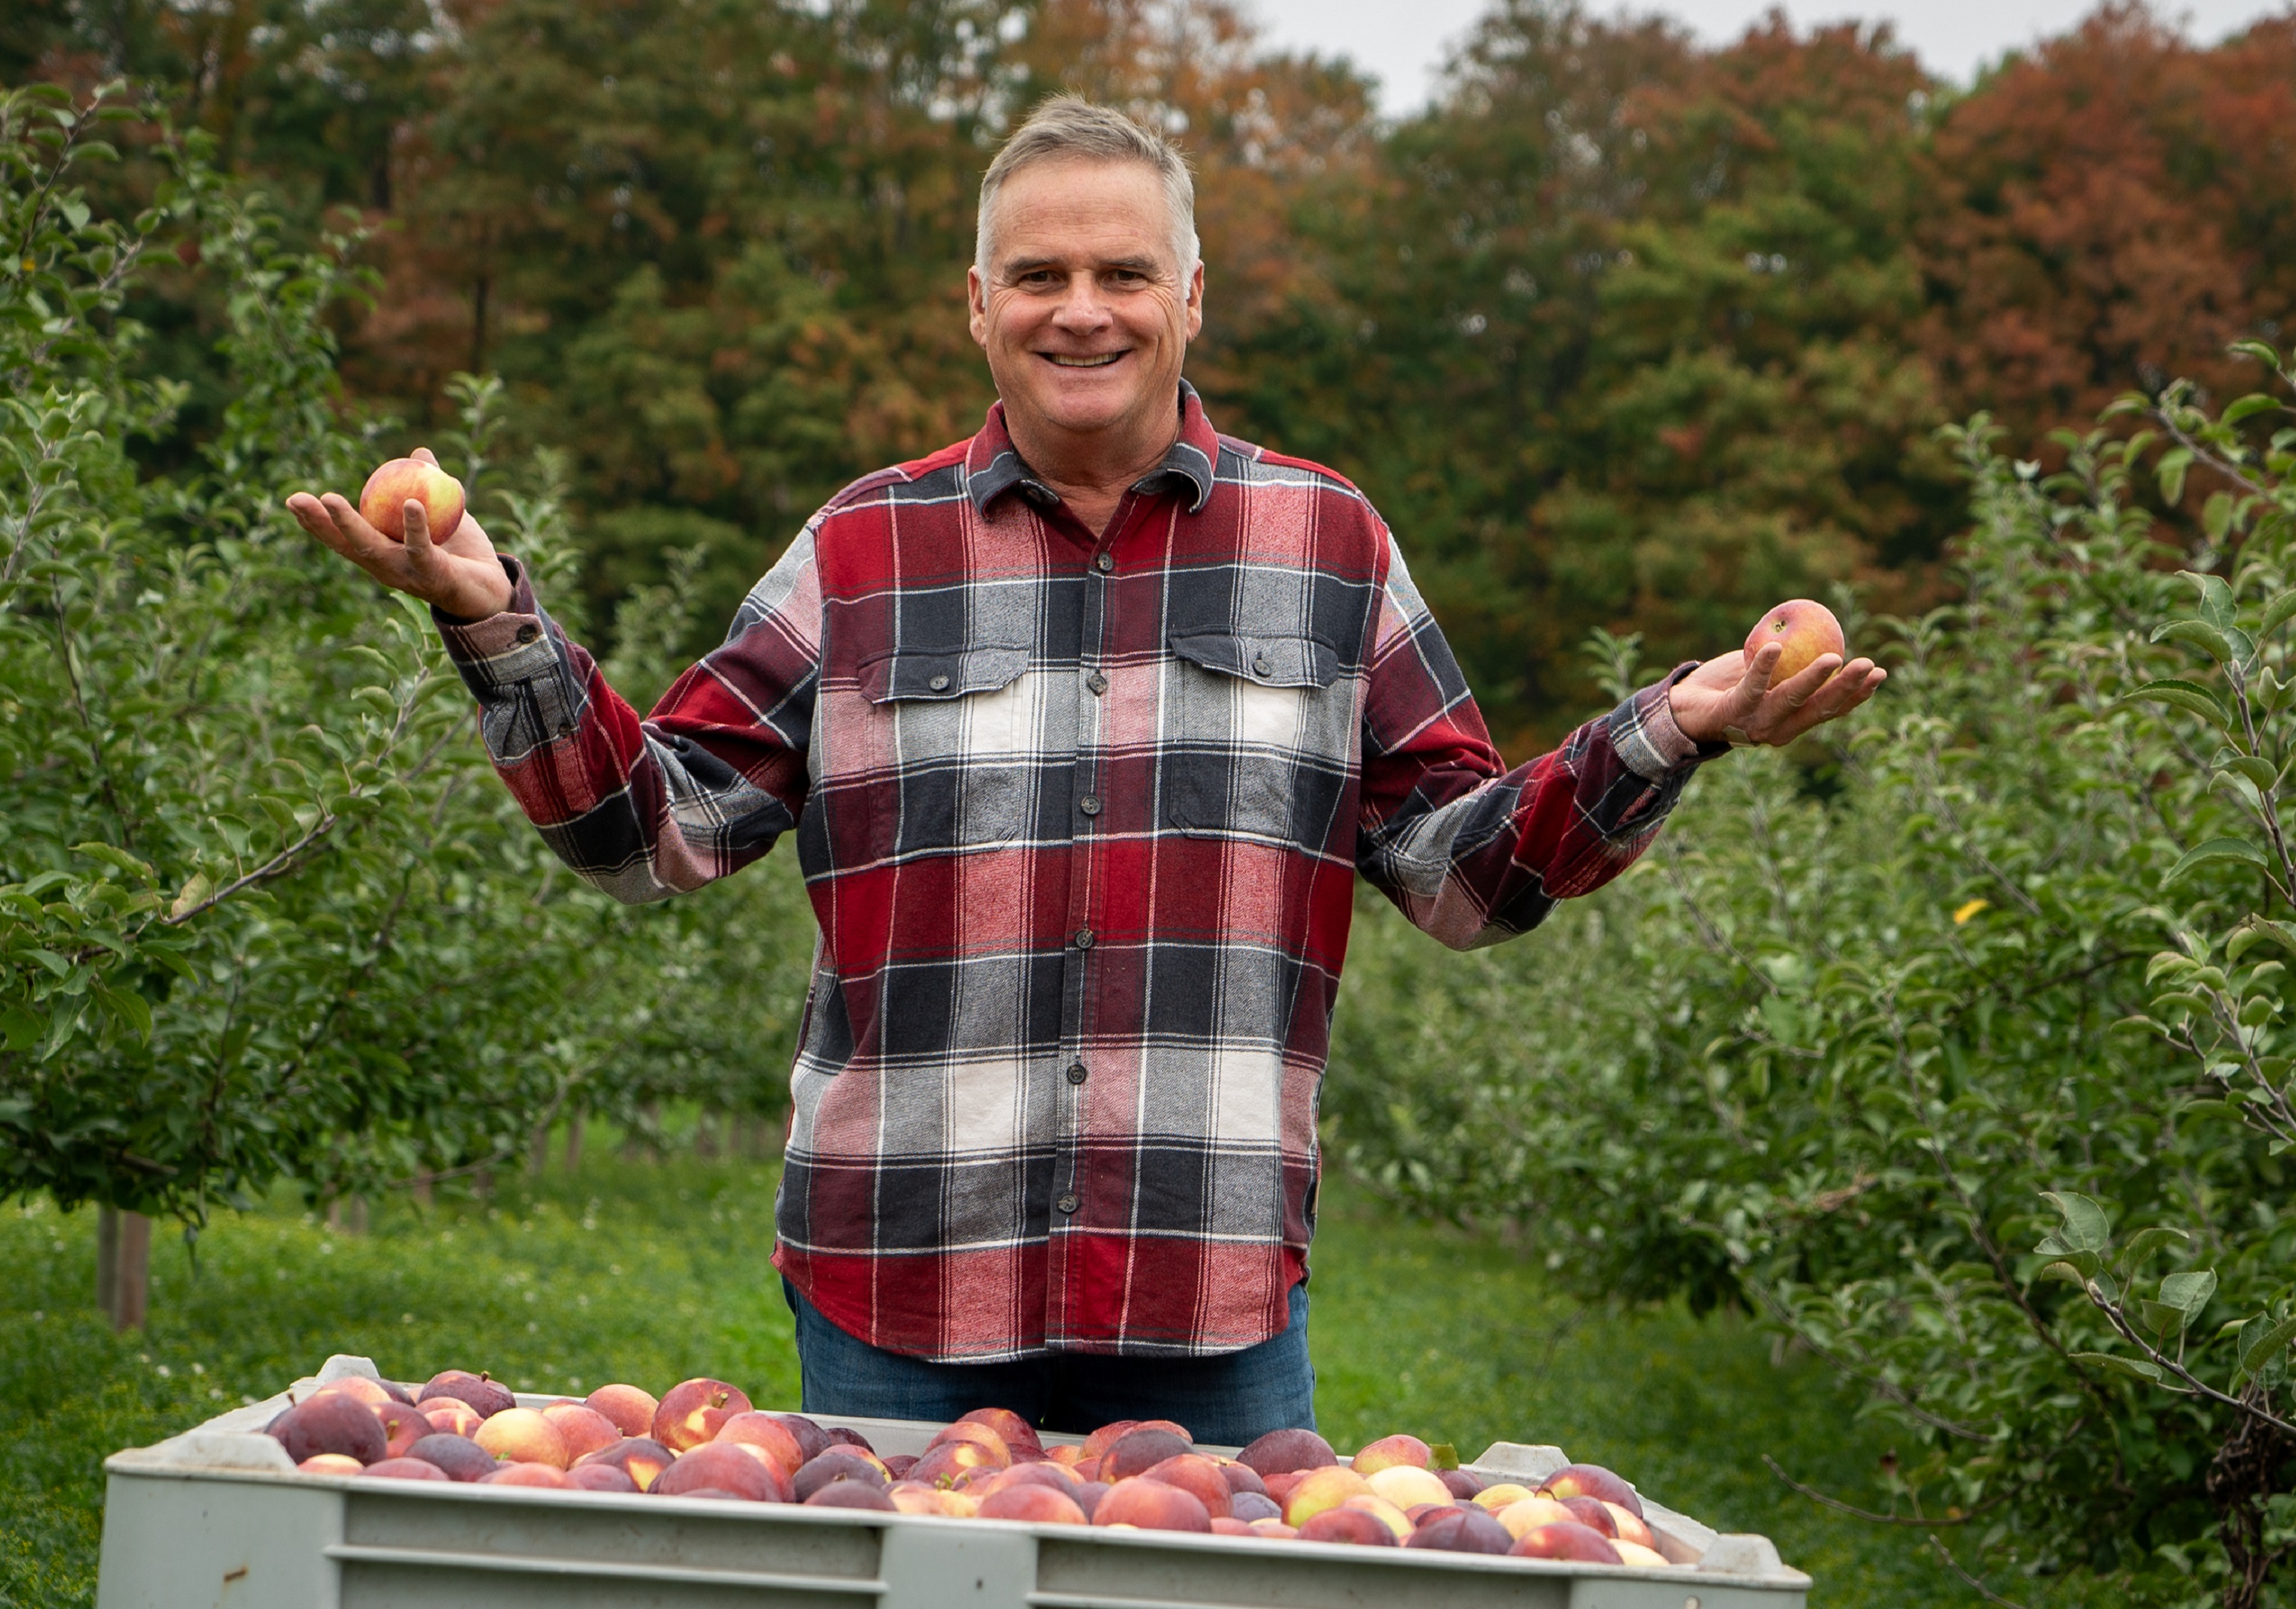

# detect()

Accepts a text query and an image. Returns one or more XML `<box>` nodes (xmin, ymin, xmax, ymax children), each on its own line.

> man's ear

<box><xmin>1184</xmin><ymin>260</ymin><xmax>1205</xmax><ymax>341</ymax></box>
<box><xmin>967</xmin><ymin>265</ymin><xmax>990</xmax><ymax>349</ymax></box>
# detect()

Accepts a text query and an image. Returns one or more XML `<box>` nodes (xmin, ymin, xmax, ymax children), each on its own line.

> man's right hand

<box><xmin>285</xmin><ymin>447</ymin><xmax>516</xmax><ymax>619</ymax></box>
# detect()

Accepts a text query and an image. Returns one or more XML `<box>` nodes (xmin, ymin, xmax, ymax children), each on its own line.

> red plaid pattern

<box><xmin>437</xmin><ymin>384</ymin><xmax>1719</xmax><ymax>1361</ymax></box>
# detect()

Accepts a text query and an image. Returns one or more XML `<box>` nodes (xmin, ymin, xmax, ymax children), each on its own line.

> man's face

<box><xmin>968</xmin><ymin>157</ymin><xmax>1204</xmax><ymax>457</ymax></box>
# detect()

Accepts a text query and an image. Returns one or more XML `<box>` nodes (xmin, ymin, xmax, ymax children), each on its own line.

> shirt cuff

<box><xmin>431</xmin><ymin>556</ymin><xmax>561</xmax><ymax>705</ymax></box>
<box><xmin>1608</xmin><ymin>661</ymin><xmax>1728</xmax><ymax>782</ymax></box>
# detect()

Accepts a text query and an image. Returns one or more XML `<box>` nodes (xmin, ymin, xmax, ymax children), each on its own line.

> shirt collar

<box><xmin>965</xmin><ymin>379</ymin><xmax>1218</xmax><ymax>517</ymax></box>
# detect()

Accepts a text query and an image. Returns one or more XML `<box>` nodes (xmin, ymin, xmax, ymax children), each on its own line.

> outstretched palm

<box><xmin>1669</xmin><ymin>643</ymin><xmax>1887</xmax><ymax>747</ymax></box>
<box><xmin>284</xmin><ymin>448</ymin><xmax>514</xmax><ymax>619</ymax></box>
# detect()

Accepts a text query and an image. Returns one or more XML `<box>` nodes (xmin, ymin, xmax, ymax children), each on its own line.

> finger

<box><xmin>412</xmin><ymin>446</ymin><xmax>439</xmax><ymax>466</ymax></box>
<box><xmin>285</xmin><ymin>493</ymin><xmax>349</xmax><ymax>551</ymax></box>
<box><xmin>1765</xmin><ymin>653</ymin><xmax>1843</xmax><ymax>713</ymax></box>
<box><xmin>317</xmin><ymin>492</ymin><xmax>404</xmax><ymax>563</ymax></box>
<box><xmin>401</xmin><ymin>497</ymin><xmax>444</xmax><ymax>580</ymax></box>
<box><xmin>1773</xmin><ymin>664</ymin><xmax>1887</xmax><ymax>741</ymax></box>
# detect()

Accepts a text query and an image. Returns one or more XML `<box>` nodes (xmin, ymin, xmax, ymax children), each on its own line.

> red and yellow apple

<box><xmin>359</xmin><ymin>458</ymin><xmax>466</xmax><ymax>544</ymax></box>
<box><xmin>1743</xmin><ymin>598</ymin><xmax>1845</xmax><ymax>683</ymax></box>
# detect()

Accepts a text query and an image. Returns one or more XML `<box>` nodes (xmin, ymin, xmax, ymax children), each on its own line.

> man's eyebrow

<box><xmin>999</xmin><ymin>253</ymin><xmax>1164</xmax><ymax>277</ymax></box>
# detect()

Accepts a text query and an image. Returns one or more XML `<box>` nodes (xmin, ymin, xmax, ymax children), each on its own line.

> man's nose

<box><xmin>1052</xmin><ymin>272</ymin><xmax>1111</xmax><ymax>327</ymax></box>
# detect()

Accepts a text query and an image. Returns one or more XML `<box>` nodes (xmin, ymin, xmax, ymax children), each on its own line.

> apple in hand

<box><xmin>359</xmin><ymin>458</ymin><xmax>466</xmax><ymax>544</ymax></box>
<box><xmin>1744</xmin><ymin>598</ymin><xmax>1846</xmax><ymax>682</ymax></box>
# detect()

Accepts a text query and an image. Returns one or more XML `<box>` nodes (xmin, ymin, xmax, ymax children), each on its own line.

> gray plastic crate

<box><xmin>97</xmin><ymin>1354</ymin><xmax>1810</xmax><ymax>1609</ymax></box>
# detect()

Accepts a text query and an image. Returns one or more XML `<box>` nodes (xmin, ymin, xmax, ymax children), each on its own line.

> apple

<box><xmin>575</xmin><ymin>1437</ymin><xmax>672</xmax><ymax>1491</ymax></box>
<box><xmin>372</xmin><ymin>1401</ymin><xmax>429</xmax><ymax>1459</ymax></box>
<box><xmin>1080</xmin><ymin>1421</ymin><xmax>1139</xmax><ymax>1458</ymax></box>
<box><xmin>1046</xmin><ymin>1445</ymin><xmax>1090</xmax><ymax>1468</ymax></box>
<box><xmin>1210</xmin><ymin>1516</ymin><xmax>1256</xmax><ymax>1536</ymax></box>
<box><xmin>359</xmin><ymin>1456</ymin><xmax>449</xmax><ymax>1482</ymax></box>
<box><xmin>1139</xmin><ymin>1454</ymin><xmax>1234</xmax><ymax>1519</ymax></box>
<box><xmin>405</xmin><ymin>1433</ymin><xmax>495</xmax><ymax>1482</ymax></box>
<box><xmin>1220</xmin><ymin>1461</ymin><xmax>1267</xmax><ymax>1496</ymax></box>
<box><xmin>1493</xmin><ymin>1496</ymin><xmax>1579</xmax><ymax>1541</ymax></box>
<box><xmin>272</xmin><ymin>1394</ymin><xmax>387</xmax><ymax>1465</ymax></box>
<box><xmin>1069</xmin><ymin>1481</ymin><xmax>1105</xmax><ymax>1521</ymax></box>
<box><xmin>1538</xmin><ymin>1463</ymin><xmax>1644</xmax><ymax>1518</ymax></box>
<box><xmin>1743</xmin><ymin>598</ymin><xmax>1846</xmax><ymax>683</ymax></box>
<box><xmin>540</xmin><ymin>1403</ymin><xmax>622</xmax><ymax>1464</ymax></box>
<box><xmin>1247</xmin><ymin>1518</ymin><xmax>1298</xmax><ymax>1539</ymax></box>
<box><xmin>1604</xmin><ymin>1502</ymin><xmax>1661</xmax><ymax>1552</ymax></box>
<box><xmin>1437</xmin><ymin>1468</ymin><xmax>1485</xmax><ymax>1499</ymax></box>
<box><xmin>1510</xmin><ymin>1521</ymin><xmax>1622</xmax><ymax>1563</ymax></box>
<box><xmin>883</xmin><ymin>1454</ymin><xmax>919</xmax><ymax>1479</ymax></box>
<box><xmin>1103</xmin><ymin>1427</ymin><xmax>1191</xmax><ymax>1480</ymax></box>
<box><xmin>824</xmin><ymin>1426</ymin><xmax>877</xmax><ymax>1454</ymax></box>
<box><xmin>297</xmin><ymin>1454</ymin><xmax>367</xmax><ymax>1476</ymax></box>
<box><xmin>1236</xmin><ymin>1427</ymin><xmax>1338</xmax><ymax>1478</ymax></box>
<box><xmin>653</xmin><ymin>1442</ymin><xmax>789</xmax><ymax>1502</ymax></box>
<box><xmin>1468</xmin><ymin>1481</ymin><xmax>1537</xmax><ymax>1512</ymax></box>
<box><xmin>1364</xmin><ymin>1465</ymin><xmax>1452</xmax><ymax>1509</ymax></box>
<box><xmin>473</xmin><ymin>1407</ymin><xmax>569</xmax><ymax>1468</ymax></box>
<box><xmin>907</xmin><ymin>1442</ymin><xmax>1000</xmax><ymax>1488</ymax></box>
<box><xmin>977</xmin><ymin>1484</ymin><xmax>1088</xmax><ymax>1524</ymax></box>
<box><xmin>1614</xmin><ymin>1541</ymin><xmax>1672</xmax><ymax>1568</ymax></box>
<box><xmin>422</xmin><ymin>1399</ymin><xmax>483</xmax><ymax>1439</ymax></box>
<box><xmin>1404</xmin><ymin>1507</ymin><xmax>1513</xmax><ymax>1554</ymax></box>
<box><xmin>1554</xmin><ymin>1495</ymin><xmax>1617</xmax><ymax>1537</ymax></box>
<box><xmin>1230</xmin><ymin>1491</ymin><xmax>1282</xmax><ymax>1523</ymax></box>
<box><xmin>584</xmin><ymin>1384</ymin><xmax>659</xmax><ymax>1439</ymax></box>
<box><xmin>359</xmin><ymin>457</ymin><xmax>466</xmax><ymax>544</ymax></box>
<box><xmin>771</xmin><ymin>1414</ymin><xmax>832</xmax><ymax>1464</ymax></box>
<box><xmin>888</xmin><ymin>1481</ymin><xmax>978</xmax><ymax>1517</ymax></box>
<box><xmin>958</xmin><ymin>1406</ymin><xmax>1045</xmax><ymax>1458</ymax></box>
<box><xmin>793</xmin><ymin>1451</ymin><xmax>888</xmax><ymax>1501</ymax></box>
<box><xmin>565</xmin><ymin>1464</ymin><xmax>639</xmax><ymax>1493</ymax></box>
<box><xmin>1349</xmin><ymin>1434</ymin><xmax>1433</xmax><ymax>1474</ymax></box>
<box><xmin>652</xmin><ymin>1378</ymin><xmax>752</xmax><ymax>1452</ymax></box>
<box><xmin>970</xmin><ymin>1464</ymin><xmax>1081</xmax><ymax>1499</ymax></box>
<box><xmin>313</xmin><ymin>1379</ymin><xmax>396</xmax><ymax>1410</ymax></box>
<box><xmin>481</xmin><ymin>1464</ymin><xmax>568</xmax><ymax>1488</ymax></box>
<box><xmin>1295</xmin><ymin>1507</ymin><xmax>1396</xmax><ymax>1546</ymax></box>
<box><xmin>419</xmin><ymin>1370</ymin><xmax>514</xmax><ymax>1420</ymax></box>
<box><xmin>804</xmin><ymin>1482</ymin><xmax>897</xmax><ymax>1511</ymax></box>
<box><xmin>1341</xmin><ymin>1493</ymin><xmax>1413</xmax><ymax>1541</ymax></box>
<box><xmin>714</xmin><ymin>1411</ymin><xmax>806</xmax><ymax>1477</ymax></box>
<box><xmin>1281</xmin><ymin>1466</ymin><xmax>1372</xmax><ymax>1527</ymax></box>
<box><xmin>1092</xmin><ymin>1476</ymin><xmax>1211</xmax><ymax>1533</ymax></box>
<box><xmin>926</xmin><ymin>1421</ymin><xmax>1012</xmax><ymax>1467</ymax></box>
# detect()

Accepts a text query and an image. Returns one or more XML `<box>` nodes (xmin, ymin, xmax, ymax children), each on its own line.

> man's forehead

<box><xmin>987</xmin><ymin>159</ymin><xmax>1176</xmax><ymax>266</ymax></box>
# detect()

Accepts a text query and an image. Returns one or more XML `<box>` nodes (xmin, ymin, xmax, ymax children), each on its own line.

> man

<box><xmin>287</xmin><ymin>97</ymin><xmax>1882</xmax><ymax>1444</ymax></box>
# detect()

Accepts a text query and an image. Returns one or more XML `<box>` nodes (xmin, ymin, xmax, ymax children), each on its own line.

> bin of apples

<box><xmin>264</xmin><ymin>1369</ymin><xmax>1683</xmax><ymax>1568</ymax></box>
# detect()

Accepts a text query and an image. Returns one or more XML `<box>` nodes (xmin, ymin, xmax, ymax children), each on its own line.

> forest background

<box><xmin>14</xmin><ymin>1</ymin><xmax>2296</xmax><ymax>1605</ymax></box>
<box><xmin>13</xmin><ymin>0</ymin><xmax>2287</xmax><ymax>747</ymax></box>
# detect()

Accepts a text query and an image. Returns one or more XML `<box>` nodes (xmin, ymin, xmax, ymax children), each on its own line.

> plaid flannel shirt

<box><xmin>437</xmin><ymin>383</ymin><xmax>1721</xmax><ymax>1362</ymax></box>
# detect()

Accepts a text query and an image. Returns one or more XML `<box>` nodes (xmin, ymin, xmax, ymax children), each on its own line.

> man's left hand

<box><xmin>1668</xmin><ymin>643</ymin><xmax>1887</xmax><ymax>747</ymax></box>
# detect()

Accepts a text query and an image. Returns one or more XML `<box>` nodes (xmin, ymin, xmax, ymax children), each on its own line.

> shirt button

<box><xmin>515</xmin><ymin>623</ymin><xmax>540</xmax><ymax>645</ymax></box>
<box><xmin>1079</xmin><ymin>795</ymin><xmax>1102</xmax><ymax>817</ymax></box>
<box><xmin>928</xmin><ymin>673</ymin><xmax>950</xmax><ymax>691</ymax></box>
<box><xmin>1095</xmin><ymin>553</ymin><xmax>1114</xmax><ymax>573</ymax></box>
<box><xmin>1057</xmin><ymin>1192</ymin><xmax>1080</xmax><ymax>1215</ymax></box>
<box><xmin>1066</xmin><ymin>1061</ymin><xmax>1088</xmax><ymax>1086</ymax></box>
<box><xmin>1252</xmin><ymin>653</ymin><xmax>1272</xmax><ymax>677</ymax></box>
<box><xmin>1074</xmin><ymin>928</ymin><xmax>1095</xmax><ymax>950</ymax></box>
<box><xmin>1086</xmin><ymin>670</ymin><xmax>1109</xmax><ymax>696</ymax></box>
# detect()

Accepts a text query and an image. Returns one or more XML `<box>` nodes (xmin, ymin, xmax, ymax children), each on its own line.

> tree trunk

<box><xmin>473</xmin><ymin>1167</ymin><xmax>494</xmax><ymax>1201</ymax></box>
<box><xmin>564</xmin><ymin>1112</ymin><xmax>585</xmax><ymax>1174</ymax></box>
<box><xmin>96</xmin><ymin>1205</ymin><xmax>119</xmax><ymax>1321</ymax></box>
<box><xmin>116</xmin><ymin>1211</ymin><xmax>150</xmax><ymax>1331</ymax></box>
<box><xmin>694</xmin><ymin>1110</ymin><xmax>719</xmax><ymax>1160</ymax></box>
<box><xmin>411</xmin><ymin>1173</ymin><xmax>434</xmax><ymax>1207</ymax></box>
<box><xmin>345</xmin><ymin>1195</ymin><xmax>369</xmax><ymax>1236</ymax></box>
<box><xmin>530</xmin><ymin>1121</ymin><xmax>550</xmax><ymax>1177</ymax></box>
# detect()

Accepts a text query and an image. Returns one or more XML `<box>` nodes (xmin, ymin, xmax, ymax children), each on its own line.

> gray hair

<box><xmin>975</xmin><ymin>95</ymin><xmax>1199</xmax><ymax>281</ymax></box>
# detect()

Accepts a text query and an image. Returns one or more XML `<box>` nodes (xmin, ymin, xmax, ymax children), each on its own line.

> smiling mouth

<box><xmin>1044</xmin><ymin>352</ymin><xmax>1124</xmax><ymax>368</ymax></box>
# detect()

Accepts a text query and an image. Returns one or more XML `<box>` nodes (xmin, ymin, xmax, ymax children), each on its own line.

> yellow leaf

<box><xmin>1953</xmin><ymin>899</ymin><xmax>1990</xmax><ymax>926</ymax></box>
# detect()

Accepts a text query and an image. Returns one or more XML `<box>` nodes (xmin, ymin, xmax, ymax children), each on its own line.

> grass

<box><xmin>1</xmin><ymin>1150</ymin><xmax>1975</xmax><ymax>1608</ymax></box>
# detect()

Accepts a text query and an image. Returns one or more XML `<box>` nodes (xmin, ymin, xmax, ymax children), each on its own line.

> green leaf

<box><xmin>2071</xmin><ymin>1351</ymin><xmax>2166</xmax><ymax>1384</ymax></box>
<box><xmin>2161</xmin><ymin>1270</ymin><xmax>2218</xmax><ymax>1319</ymax></box>
<box><xmin>2039</xmin><ymin>1260</ymin><xmax>2093</xmax><ymax>1287</ymax></box>
<box><xmin>0</xmin><ymin>1003</ymin><xmax>41</xmax><ymax>1051</ymax></box>
<box><xmin>2153</xmin><ymin>619</ymin><xmax>2246</xmax><ymax>665</ymax></box>
<box><xmin>2224</xmin><ymin>394</ymin><xmax>2282</xmax><ymax>426</ymax></box>
<box><xmin>2260</xmin><ymin>592</ymin><xmax>2296</xmax><ymax>640</ymax></box>
<box><xmin>71</xmin><ymin>841</ymin><xmax>151</xmax><ymax>881</ymax></box>
<box><xmin>2117</xmin><ymin>1226</ymin><xmax>2190</xmax><ymax>1275</ymax></box>
<box><xmin>1428</xmin><ymin>1443</ymin><xmax>1459</xmax><ymax>1471</ymax></box>
<box><xmin>2136</xmin><ymin>1299</ymin><xmax>2187</xmax><ymax>1336</ymax></box>
<box><xmin>2041</xmin><ymin>1191</ymin><xmax>2111</xmax><ymax>1253</ymax></box>
<box><xmin>2164</xmin><ymin>838</ymin><xmax>2271</xmax><ymax>886</ymax></box>
<box><xmin>2113</xmin><ymin>679</ymin><xmax>2231</xmax><ymax>730</ymax></box>
<box><xmin>2231</xmin><ymin>919</ymin><xmax>2296</xmax><ymax>961</ymax></box>
<box><xmin>2159</xmin><ymin>447</ymin><xmax>2195</xmax><ymax>506</ymax></box>
<box><xmin>2242</xmin><ymin>1314</ymin><xmax>2296</xmax><ymax>1373</ymax></box>
<box><xmin>94</xmin><ymin>981</ymin><xmax>152</xmax><ymax>1042</ymax></box>
<box><xmin>2183</xmin><ymin>571</ymin><xmax>2238</xmax><ymax>630</ymax></box>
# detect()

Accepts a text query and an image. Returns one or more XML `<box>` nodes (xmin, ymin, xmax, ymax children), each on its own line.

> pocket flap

<box><xmin>1167</xmin><ymin>630</ymin><xmax>1338</xmax><ymax>690</ymax></box>
<box><xmin>860</xmin><ymin>645</ymin><xmax>1028</xmax><ymax>704</ymax></box>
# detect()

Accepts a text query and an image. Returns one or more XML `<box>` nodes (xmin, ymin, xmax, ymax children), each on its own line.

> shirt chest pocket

<box><xmin>856</xmin><ymin>645</ymin><xmax>1034</xmax><ymax>857</ymax></box>
<box><xmin>1164</xmin><ymin>630</ymin><xmax>1348</xmax><ymax>842</ymax></box>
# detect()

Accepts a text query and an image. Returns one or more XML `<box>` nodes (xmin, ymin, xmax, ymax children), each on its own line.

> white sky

<box><xmin>1244</xmin><ymin>0</ymin><xmax>2296</xmax><ymax>115</ymax></box>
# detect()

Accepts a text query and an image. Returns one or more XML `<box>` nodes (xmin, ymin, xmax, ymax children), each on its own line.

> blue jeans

<box><xmin>781</xmin><ymin>1278</ymin><xmax>1316</xmax><ymax>1446</ymax></box>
